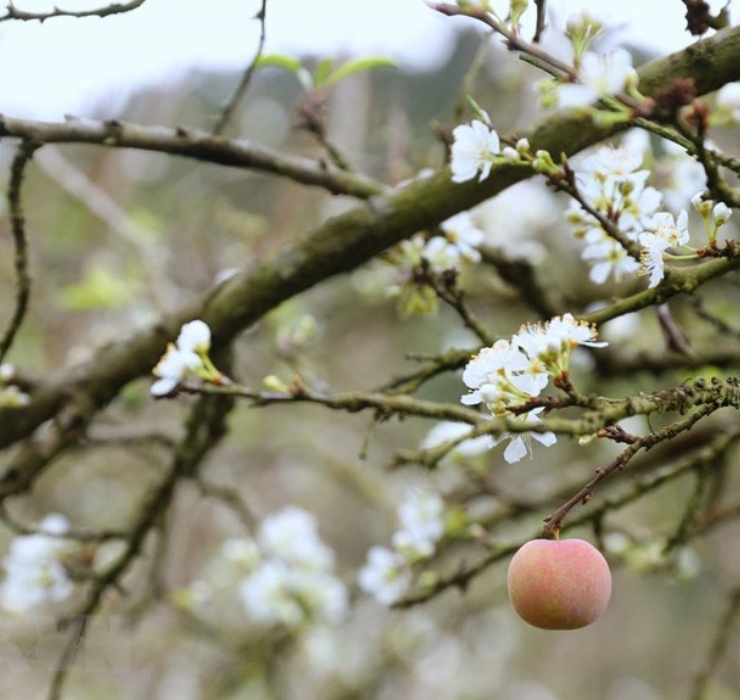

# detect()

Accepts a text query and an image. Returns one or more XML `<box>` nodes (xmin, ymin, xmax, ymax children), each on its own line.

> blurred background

<box><xmin>0</xmin><ymin>1</ymin><xmax>739</xmax><ymax>699</ymax></box>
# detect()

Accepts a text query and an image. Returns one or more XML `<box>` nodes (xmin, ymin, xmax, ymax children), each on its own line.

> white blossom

<box><xmin>177</xmin><ymin>320</ymin><xmax>211</xmax><ymax>354</ymax></box>
<box><xmin>638</xmin><ymin>234</ymin><xmax>670</xmax><ymax>288</ymax></box>
<box><xmin>557</xmin><ymin>49</ymin><xmax>636</xmax><ymax>108</ymax></box>
<box><xmin>450</xmin><ymin>120</ymin><xmax>501</xmax><ymax>183</ymax></box>
<box><xmin>239</xmin><ymin>560</ymin><xmax>305</xmax><ymax>627</ymax></box>
<box><xmin>358</xmin><ymin>546</ymin><xmax>411</xmax><ymax>605</ymax></box>
<box><xmin>0</xmin><ymin>514</ymin><xmax>74</xmax><ymax>613</ymax></box>
<box><xmin>257</xmin><ymin>506</ymin><xmax>334</xmax><ymax>571</ymax></box>
<box><xmin>151</xmin><ymin>343</ymin><xmax>202</xmax><ymax>396</ymax></box>
<box><xmin>397</xmin><ymin>488</ymin><xmax>445</xmax><ymax>550</ymax></box>
<box><xmin>288</xmin><ymin>568</ymin><xmax>348</xmax><ymax>624</ymax></box>
<box><xmin>645</xmin><ymin>210</ymin><xmax>690</xmax><ymax>247</ymax></box>
<box><xmin>714</xmin><ymin>202</ymin><xmax>732</xmax><ymax>226</ymax></box>
<box><xmin>581</xmin><ymin>237</ymin><xmax>640</xmax><ymax>284</ymax></box>
<box><xmin>421</xmin><ymin>421</ymin><xmax>493</xmax><ymax>458</ymax></box>
<box><xmin>439</xmin><ymin>212</ymin><xmax>485</xmax><ymax>263</ymax></box>
<box><xmin>494</xmin><ymin>408</ymin><xmax>557</xmax><ymax>464</ymax></box>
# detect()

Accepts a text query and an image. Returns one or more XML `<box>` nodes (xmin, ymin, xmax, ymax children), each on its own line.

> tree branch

<box><xmin>213</xmin><ymin>0</ymin><xmax>269</xmax><ymax>136</ymax></box>
<box><xmin>1</xmin><ymin>25</ymin><xmax>739</xmax><ymax>457</ymax></box>
<box><xmin>0</xmin><ymin>115</ymin><xmax>385</xmax><ymax>199</ymax></box>
<box><xmin>1</xmin><ymin>0</ymin><xmax>148</xmax><ymax>22</ymax></box>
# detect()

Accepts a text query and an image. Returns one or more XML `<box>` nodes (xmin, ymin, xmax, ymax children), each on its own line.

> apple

<box><xmin>507</xmin><ymin>538</ymin><xmax>612</xmax><ymax>630</ymax></box>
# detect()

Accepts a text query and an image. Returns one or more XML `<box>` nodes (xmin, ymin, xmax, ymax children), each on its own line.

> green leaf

<box><xmin>255</xmin><ymin>53</ymin><xmax>313</xmax><ymax>89</ymax></box>
<box><xmin>313</xmin><ymin>58</ymin><xmax>334</xmax><ymax>88</ymax></box>
<box><xmin>255</xmin><ymin>53</ymin><xmax>304</xmax><ymax>74</ymax></box>
<box><xmin>322</xmin><ymin>57</ymin><xmax>397</xmax><ymax>88</ymax></box>
<box><xmin>465</xmin><ymin>95</ymin><xmax>490</xmax><ymax>124</ymax></box>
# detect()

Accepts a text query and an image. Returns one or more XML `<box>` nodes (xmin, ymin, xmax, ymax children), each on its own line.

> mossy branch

<box><xmin>1</xmin><ymin>25</ymin><xmax>739</xmax><ymax>461</ymax></box>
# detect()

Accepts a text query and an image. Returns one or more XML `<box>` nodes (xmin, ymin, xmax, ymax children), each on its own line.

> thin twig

<box><xmin>1</xmin><ymin>0</ymin><xmax>148</xmax><ymax>22</ymax></box>
<box><xmin>46</xmin><ymin>391</ymin><xmax>235</xmax><ymax>700</ymax></box>
<box><xmin>533</xmin><ymin>0</ymin><xmax>547</xmax><ymax>42</ymax></box>
<box><xmin>541</xmin><ymin>403</ymin><xmax>716</xmax><ymax>536</ymax></box>
<box><xmin>213</xmin><ymin>0</ymin><xmax>269</xmax><ymax>135</ymax></box>
<box><xmin>0</xmin><ymin>141</ymin><xmax>37</xmax><ymax>364</ymax></box>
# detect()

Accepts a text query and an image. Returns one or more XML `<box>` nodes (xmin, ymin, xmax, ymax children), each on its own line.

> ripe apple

<box><xmin>507</xmin><ymin>538</ymin><xmax>612</xmax><ymax>630</ymax></box>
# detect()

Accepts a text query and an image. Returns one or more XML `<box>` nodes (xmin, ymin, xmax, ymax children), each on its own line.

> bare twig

<box><xmin>533</xmin><ymin>0</ymin><xmax>547</xmax><ymax>42</ymax></box>
<box><xmin>0</xmin><ymin>141</ymin><xmax>37</xmax><ymax>364</ymax></box>
<box><xmin>213</xmin><ymin>0</ymin><xmax>269</xmax><ymax>136</ymax></box>
<box><xmin>541</xmin><ymin>403</ymin><xmax>717</xmax><ymax>536</ymax></box>
<box><xmin>1</xmin><ymin>0</ymin><xmax>148</xmax><ymax>22</ymax></box>
<box><xmin>47</xmin><ymin>391</ymin><xmax>234</xmax><ymax>700</ymax></box>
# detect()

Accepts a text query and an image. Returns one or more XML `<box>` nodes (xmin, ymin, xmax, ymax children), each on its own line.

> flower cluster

<box><xmin>378</xmin><ymin>212</ymin><xmax>485</xmax><ymax>316</ymax></box>
<box><xmin>358</xmin><ymin>488</ymin><xmax>446</xmax><ymax>605</ymax></box>
<box><xmin>567</xmin><ymin>143</ymin><xmax>662</xmax><ymax>284</ymax></box>
<box><xmin>554</xmin><ymin>49</ymin><xmax>637</xmax><ymax>110</ymax></box>
<box><xmin>0</xmin><ymin>514</ymin><xmax>74</xmax><ymax>613</ymax></box>
<box><xmin>460</xmin><ymin>314</ymin><xmax>606</xmax><ymax>463</ymax></box>
<box><xmin>638</xmin><ymin>210</ymin><xmax>691</xmax><ymax>288</ymax></box>
<box><xmin>151</xmin><ymin>320</ymin><xmax>229</xmax><ymax>396</ymax></box>
<box><xmin>186</xmin><ymin>507</ymin><xmax>347</xmax><ymax>630</ymax></box>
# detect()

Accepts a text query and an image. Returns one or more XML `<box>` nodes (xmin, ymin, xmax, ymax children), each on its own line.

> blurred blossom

<box><xmin>439</xmin><ymin>212</ymin><xmax>485</xmax><ymax>263</ymax></box>
<box><xmin>239</xmin><ymin>559</ymin><xmax>306</xmax><ymax>627</ymax></box>
<box><xmin>0</xmin><ymin>385</ymin><xmax>31</xmax><ymax>409</ymax></box>
<box><xmin>654</xmin><ymin>140</ymin><xmax>707</xmax><ymax>213</ymax></box>
<box><xmin>421</xmin><ymin>421</ymin><xmax>494</xmax><ymax>459</ymax></box>
<box><xmin>714</xmin><ymin>82</ymin><xmax>740</xmax><ymax>124</ymax></box>
<box><xmin>397</xmin><ymin>488</ymin><xmax>445</xmax><ymax>548</ymax></box>
<box><xmin>476</xmin><ymin>180</ymin><xmax>558</xmax><ymax>258</ymax></box>
<box><xmin>358</xmin><ymin>546</ymin><xmax>411</xmax><ymax>605</ymax></box>
<box><xmin>0</xmin><ymin>514</ymin><xmax>74</xmax><ymax>613</ymax></box>
<box><xmin>555</xmin><ymin>48</ymin><xmax>636</xmax><ymax>108</ymax></box>
<box><xmin>258</xmin><ymin>506</ymin><xmax>335</xmax><ymax>570</ymax></box>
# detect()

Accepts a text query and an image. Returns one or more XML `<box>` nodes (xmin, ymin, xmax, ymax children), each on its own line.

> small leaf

<box><xmin>313</xmin><ymin>58</ymin><xmax>334</xmax><ymax>88</ymax></box>
<box><xmin>256</xmin><ymin>53</ymin><xmax>313</xmax><ymax>89</ymax></box>
<box><xmin>322</xmin><ymin>57</ymin><xmax>397</xmax><ymax>88</ymax></box>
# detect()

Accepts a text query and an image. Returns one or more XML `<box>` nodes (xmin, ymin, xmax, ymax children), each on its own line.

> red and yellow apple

<box><xmin>507</xmin><ymin>538</ymin><xmax>612</xmax><ymax>630</ymax></box>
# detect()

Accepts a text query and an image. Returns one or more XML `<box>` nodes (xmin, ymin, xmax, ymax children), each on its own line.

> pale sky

<box><xmin>0</xmin><ymin>0</ymin><xmax>729</xmax><ymax>120</ymax></box>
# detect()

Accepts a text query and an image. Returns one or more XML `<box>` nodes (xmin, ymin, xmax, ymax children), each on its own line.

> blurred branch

<box><xmin>213</xmin><ymin>0</ymin><xmax>268</xmax><ymax>136</ymax></box>
<box><xmin>0</xmin><ymin>0</ymin><xmax>148</xmax><ymax>22</ymax></box>
<box><xmin>35</xmin><ymin>147</ymin><xmax>177</xmax><ymax>311</ymax></box>
<box><xmin>478</xmin><ymin>244</ymin><xmax>561</xmax><ymax>319</ymax></box>
<box><xmin>47</xmin><ymin>390</ymin><xmax>234</xmax><ymax>700</ymax></box>
<box><xmin>0</xmin><ymin>141</ymin><xmax>37</xmax><ymax>364</ymax></box>
<box><xmin>0</xmin><ymin>115</ymin><xmax>386</xmax><ymax>199</ymax></box>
